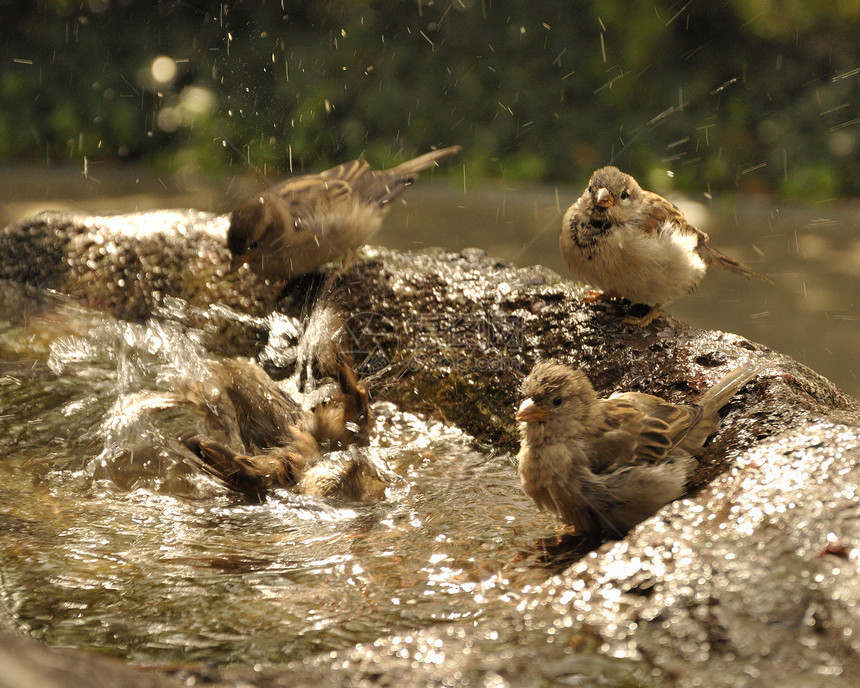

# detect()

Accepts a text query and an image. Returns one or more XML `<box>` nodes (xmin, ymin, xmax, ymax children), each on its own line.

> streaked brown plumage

<box><xmin>228</xmin><ymin>146</ymin><xmax>462</xmax><ymax>281</ymax></box>
<box><xmin>178</xmin><ymin>345</ymin><xmax>376</xmax><ymax>502</ymax></box>
<box><xmin>560</xmin><ymin>166</ymin><xmax>770</xmax><ymax>325</ymax></box>
<box><xmin>516</xmin><ymin>359</ymin><xmax>763</xmax><ymax>535</ymax></box>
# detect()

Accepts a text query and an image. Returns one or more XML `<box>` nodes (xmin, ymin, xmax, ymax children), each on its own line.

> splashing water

<box><xmin>0</xmin><ymin>283</ymin><xmax>560</xmax><ymax>667</ymax></box>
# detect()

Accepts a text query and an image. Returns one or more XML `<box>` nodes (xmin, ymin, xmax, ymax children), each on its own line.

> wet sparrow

<box><xmin>178</xmin><ymin>345</ymin><xmax>375</xmax><ymax>501</ymax></box>
<box><xmin>560</xmin><ymin>166</ymin><xmax>770</xmax><ymax>325</ymax></box>
<box><xmin>181</xmin><ymin>436</ymin><xmax>388</xmax><ymax>503</ymax></box>
<box><xmin>229</xmin><ymin>145</ymin><xmax>462</xmax><ymax>281</ymax></box>
<box><xmin>516</xmin><ymin>359</ymin><xmax>762</xmax><ymax>535</ymax></box>
<box><xmin>122</xmin><ymin>336</ymin><xmax>378</xmax><ymax>501</ymax></box>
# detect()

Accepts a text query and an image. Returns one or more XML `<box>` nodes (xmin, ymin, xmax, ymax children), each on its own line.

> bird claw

<box><xmin>581</xmin><ymin>291</ymin><xmax>661</xmax><ymax>326</ymax></box>
<box><xmin>622</xmin><ymin>307</ymin><xmax>663</xmax><ymax>327</ymax></box>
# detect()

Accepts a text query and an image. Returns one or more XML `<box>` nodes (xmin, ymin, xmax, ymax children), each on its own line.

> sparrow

<box><xmin>178</xmin><ymin>344</ymin><xmax>376</xmax><ymax>502</ymax></box>
<box><xmin>560</xmin><ymin>166</ymin><xmax>770</xmax><ymax>325</ymax></box>
<box><xmin>515</xmin><ymin>359</ymin><xmax>762</xmax><ymax>536</ymax></box>
<box><xmin>228</xmin><ymin>145</ymin><xmax>462</xmax><ymax>281</ymax></box>
<box><xmin>181</xmin><ymin>436</ymin><xmax>388</xmax><ymax>503</ymax></box>
<box><xmin>124</xmin><ymin>342</ymin><xmax>378</xmax><ymax>502</ymax></box>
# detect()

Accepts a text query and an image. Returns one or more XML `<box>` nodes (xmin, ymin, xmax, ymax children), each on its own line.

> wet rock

<box><xmin>329</xmin><ymin>247</ymin><xmax>859</xmax><ymax>454</ymax></box>
<box><xmin>0</xmin><ymin>210</ymin><xmax>278</xmax><ymax>352</ymax></box>
<box><xmin>2</xmin><ymin>211</ymin><xmax>859</xmax><ymax>686</ymax></box>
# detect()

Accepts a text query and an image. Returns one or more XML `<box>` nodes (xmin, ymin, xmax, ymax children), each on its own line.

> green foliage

<box><xmin>0</xmin><ymin>0</ymin><xmax>857</xmax><ymax>197</ymax></box>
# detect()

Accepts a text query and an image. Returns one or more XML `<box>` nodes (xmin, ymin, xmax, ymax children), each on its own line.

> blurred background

<box><xmin>0</xmin><ymin>0</ymin><xmax>858</xmax><ymax>395</ymax></box>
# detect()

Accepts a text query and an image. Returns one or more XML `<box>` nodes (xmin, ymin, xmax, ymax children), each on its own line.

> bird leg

<box><xmin>622</xmin><ymin>304</ymin><xmax>664</xmax><ymax>327</ymax></box>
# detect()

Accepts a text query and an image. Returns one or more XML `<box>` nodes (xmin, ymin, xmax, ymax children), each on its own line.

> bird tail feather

<box><xmin>706</xmin><ymin>246</ymin><xmax>772</xmax><ymax>283</ymax></box>
<box><xmin>697</xmin><ymin>362</ymin><xmax>764</xmax><ymax>416</ymax></box>
<box><xmin>353</xmin><ymin>146</ymin><xmax>461</xmax><ymax>207</ymax></box>
<box><xmin>389</xmin><ymin>145</ymin><xmax>462</xmax><ymax>176</ymax></box>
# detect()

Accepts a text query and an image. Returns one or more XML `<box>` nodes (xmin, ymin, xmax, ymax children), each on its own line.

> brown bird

<box><xmin>181</xmin><ymin>437</ymin><xmax>387</xmax><ymax>503</ymax></box>
<box><xmin>177</xmin><ymin>345</ymin><xmax>378</xmax><ymax>502</ymax></box>
<box><xmin>516</xmin><ymin>359</ymin><xmax>762</xmax><ymax>536</ymax></box>
<box><xmin>228</xmin><ymin>146</ymin><xmax>462</xmax><ymax>281</ymax></box>
<box><xmin>560</xmin><ymin>166</ymin><xmax>770</xmax><ymax>325</ymax></box>
<box><xmin>118</xmin><ymin>335</ymin><xmax>381</xmax><ymax>502</ymax></box>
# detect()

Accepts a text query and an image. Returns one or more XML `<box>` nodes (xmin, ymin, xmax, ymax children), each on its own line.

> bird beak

<box><xmin>594</xmin><ymin>187</ymin><xmax>614</xmax><ymax>208</ymax></box>
<box><xmin>516</xmin><ymin>397</ymin><xmax>550</xmax><ymax>423</ymax></box>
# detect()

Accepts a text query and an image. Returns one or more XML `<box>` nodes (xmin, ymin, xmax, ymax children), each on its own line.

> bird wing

<box><xmin>210</xmin><ymin>358</ymin><xmax>303</xmax><ymax>451</ymax></box>
<box><xmin>592</xmin><ymin>394</ymin><xmax>702</xmax><ymax>470</ymax></box>
<box><xmin>639</xmin><ymin>190</ymin><xmax>769</xmax><ymax>282</ymax></box>
<box><xmin>235</xmin><ymin>450</ymin><xmax>300</xmax><ymax>488</ymax></box>
<box><xmin>277</xmin><ymin>159</ymin><xmax>400</xmax><ymax>235</ymax></box>
<box><xmin>301</xmin><ymin>344</ymin><xmax>371</xmax><ymax>451</ymax></box>
<box><xmin>270</xmin><ymin>166</ymin><xmax>361</xmax><ymax>224</ymax></box>
<box><xmin>318</xmin><ymin>158</ymin><xmax>374</xmax><ymax>184</ymax></box>
<box><xmin>330</xmin><ymin>147</ymin><xmax>461</xmax><ymax>208</ymax></box>
<box><xmin>270</xmin><ymin>148</ymin><xmax>461</xmax><ymax>218</ymax></box>
<box><xmin>275</xmin><ymin>156</ymin><xmax>415</xmax><ymax>213</ymax></box>
<box><xmin>635</xmin><ymin>190</ymin><xmax>702</xmax><ymax>239</ymax></box>
<box><xmin>181</xmin><ymin>434</ymin><xmax>300</xmax><ymax>500</ymax></box>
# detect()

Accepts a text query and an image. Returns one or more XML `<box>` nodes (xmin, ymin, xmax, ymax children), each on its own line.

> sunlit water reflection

<box><xmin>0</xmin><ymin>290</ymin><xmax>559</xmax><ymax>665</ymax></box>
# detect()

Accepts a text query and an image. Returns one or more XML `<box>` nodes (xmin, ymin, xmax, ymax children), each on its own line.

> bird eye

<box><xmin>620</xmin><ymin>189</ymin><xmax>630</xmax><ymax>200</ymax></box>
<box><xmin>551</xmin><ymin>396</ymin><xmax>563</xmax><ymax>407</ymax></box>
<box><xmin>249</xmin><ymin>240</ymin><xmax>260</xmax><ymax>250</ymax></box>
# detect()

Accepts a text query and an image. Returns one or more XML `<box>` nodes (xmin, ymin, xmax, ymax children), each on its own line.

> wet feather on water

<box><xmin>176</xmin><ymin>343</ymin><xmax>378</xmax><ymax>502</ymax></box>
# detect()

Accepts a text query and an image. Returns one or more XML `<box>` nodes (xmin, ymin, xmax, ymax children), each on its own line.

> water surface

<box><xmin>0</xmin><ymin>295</ymin><xmax>559</xmax><ymax>665</ymax></box>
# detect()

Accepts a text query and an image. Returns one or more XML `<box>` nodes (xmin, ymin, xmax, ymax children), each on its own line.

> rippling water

<box><xmin>0</xmin><ymin>286</ymin><xmax>561</xmax><ymax>666</ymax></box>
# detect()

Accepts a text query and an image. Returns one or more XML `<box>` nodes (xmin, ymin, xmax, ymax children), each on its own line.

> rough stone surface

<box><xmin>0</xmin><ymin>210</ymin><xmax>278</xmax><ymax>352</ymax></box>
<box><xmin>2</xmin><ymin>210</ymin><xmax>859</xmax><ymax>686</ymax></box>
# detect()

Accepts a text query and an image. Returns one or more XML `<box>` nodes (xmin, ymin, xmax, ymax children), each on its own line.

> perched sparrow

<box><xmin>228</xmin><ymin>145</ymin><xmax>462</xmax><ymax>281</ymax></box>
<box><xmin>560</xmin><ymin>166</ymin><xmax>770</xmax><ymax>325</ymax></box>
<box><xmin>516</xmin><ymin>359</ymin><xmax>762</xmax><ymax>535</ymax></box>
